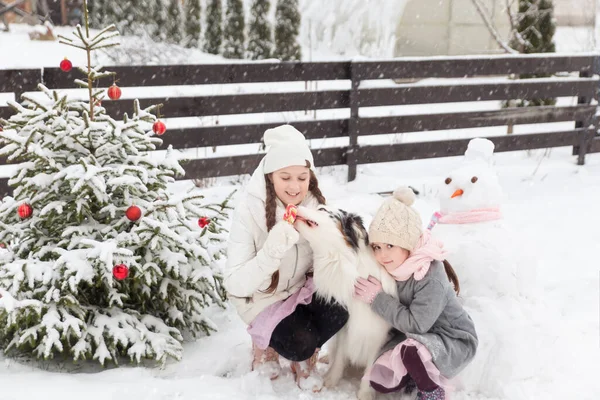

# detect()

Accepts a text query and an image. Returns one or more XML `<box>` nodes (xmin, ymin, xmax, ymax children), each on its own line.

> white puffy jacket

<box><xmin>224</xmin><ymin>160</ymin><xmax>319</xmax><ymax>324</ymax></box>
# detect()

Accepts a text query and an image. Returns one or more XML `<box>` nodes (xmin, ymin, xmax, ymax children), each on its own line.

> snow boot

<box><xmin>251</xmin><ymin>343</ymin><xmax>281</xmax><ymax>380</ymax></box>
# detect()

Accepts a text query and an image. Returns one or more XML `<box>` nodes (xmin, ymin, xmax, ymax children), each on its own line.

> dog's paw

<box><xmin>323</xmin><ymin>371</ymin><xmax>341</xmax><ymax>388</ymax></box>
<box><xmin>357</xmin><ymin>387</ymin><xmax>376</xmax><ymax>400</ymax></box>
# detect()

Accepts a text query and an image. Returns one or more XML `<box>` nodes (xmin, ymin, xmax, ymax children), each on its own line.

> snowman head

<box><xmin>439</xmin><ymin>138</ymin><xmax>503</xmax><ymax>214</ymax></box>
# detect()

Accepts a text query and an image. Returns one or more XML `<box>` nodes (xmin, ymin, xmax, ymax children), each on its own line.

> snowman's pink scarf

<box><xmin>431</xmin><ymin>207</ymin><xmax>502</xmax><ymax>227</ymax></box>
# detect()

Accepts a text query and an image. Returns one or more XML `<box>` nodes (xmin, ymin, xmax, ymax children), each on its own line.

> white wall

<box><xmin>395</xmin><ymin>0</ymin><xmax>514</xmax><ymax>56</ymax></box>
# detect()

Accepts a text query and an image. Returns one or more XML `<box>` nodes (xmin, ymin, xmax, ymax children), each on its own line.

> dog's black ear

<box><xmin>338</xmin><ymin>210</ymin><xmax>368</xmax><ymax>251</ymax></box>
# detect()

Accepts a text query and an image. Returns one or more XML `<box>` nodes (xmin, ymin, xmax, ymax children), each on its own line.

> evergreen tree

<box><xmin>152</xmin><ymin>0</ymin><xmax>169</xmax><ymax>43</ymax></box>
<box><xmin>89</xmin><ymin>0</ymin><xmax>104</xmax><ymax>28</ymax></box>
<box><xmin>0</xmin><ymin>0</ymin><xmax>229</xmax><ymax>365</ymax></box>
<box><xmin>185</xmin><ymin>0</ymin><xmax>202</xmax><ymax>48</ymax></box>
<box><xmin>204</xmin><ymin>0</ymin><xmax>223</xmax><ymax>55</ymax></box>
<box><xmin>223</xmin><ymin>0</ymin><xmax>245</xmax><ymax>59</ymax></box>
<box><xmin>102</xmin><ymin>0</ymin><xmax>124</xmax><ymax>33</ymax></box>
<box><xmin>274</xmin><ymin>0</ymin><xmax>301</xmax><ymax>61</ymax></box>
<box><xmin>247</xmin><ymin>0</ymin><xmax>272</xmax><ymax>60</ymax></box>
<box><xmin>166</xmin><ymin>0</ymin><xmax>185</xmax><ymax>45</ymax></box>
<box><xmin>508</xmin><ymin>0</ymin><xmax>556</xmax><ymax>106</ymax></box>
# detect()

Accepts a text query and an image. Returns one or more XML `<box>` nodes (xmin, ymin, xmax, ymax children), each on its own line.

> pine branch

<box><xmin>57</xmin><ymin>40</ymin><xmax>87</xmax><ymax>50</ymax></box>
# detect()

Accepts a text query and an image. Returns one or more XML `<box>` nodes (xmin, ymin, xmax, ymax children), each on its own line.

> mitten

<box><xmin>262</xmin><ymin>220</ymin><xmax>300</xmax><ymax>260</ymax></box>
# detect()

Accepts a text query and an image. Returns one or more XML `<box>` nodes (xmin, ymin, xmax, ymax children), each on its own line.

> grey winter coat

<box><xmin>371</xmin><ymin>261</ymin><xmax>478</xmax><ymax>378</ymax></box>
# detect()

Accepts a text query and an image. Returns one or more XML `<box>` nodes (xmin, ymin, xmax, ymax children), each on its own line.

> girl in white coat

<box><xmin>224</xmin><ymin>125</ymin><xmax>349</xmax><ymax>391</ymax></box>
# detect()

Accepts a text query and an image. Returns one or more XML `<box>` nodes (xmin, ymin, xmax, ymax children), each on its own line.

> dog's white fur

<box><xmin>295</xmin><ymin>206</ymin><xmax>398</xmax><ymax>400</ymax></box>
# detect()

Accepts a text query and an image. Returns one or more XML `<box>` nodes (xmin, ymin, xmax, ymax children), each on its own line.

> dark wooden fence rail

<box><xmin>0</xmin><ymin>54</ymin><xmax>599</xmax><ymax>196</ymax></box>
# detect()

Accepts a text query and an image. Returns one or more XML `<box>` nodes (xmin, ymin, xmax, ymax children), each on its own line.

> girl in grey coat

<box><xmin>354</xmin><ymin>187</ymin><xmax>478</xmax><ymax>400</ymax></box>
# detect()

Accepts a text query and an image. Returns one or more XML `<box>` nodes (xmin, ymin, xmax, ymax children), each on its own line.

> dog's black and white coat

<box><xmin>295</xmin><ymin>206</ymin><xmax>399</xmax><ymax>400</ymax></box>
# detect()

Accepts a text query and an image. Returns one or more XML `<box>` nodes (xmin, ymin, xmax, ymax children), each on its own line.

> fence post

<box><xmin>575</xmin><ymin>66</ymin><xmax>594</xmax><ymax>165</ymax></box>
<box><xmin>347</xmin><ymin>63</ymin><xmax>360</xmax><ymax>181</ymax></box>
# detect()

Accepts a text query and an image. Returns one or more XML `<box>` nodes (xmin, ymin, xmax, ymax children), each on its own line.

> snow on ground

<box><xmin>1</xmin><ymin>147</ymin><xmax>599</xmax><ymax>400</ymax></box>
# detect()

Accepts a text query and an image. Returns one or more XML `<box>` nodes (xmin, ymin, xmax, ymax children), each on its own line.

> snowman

<box><xmin>429</xmin><ymin>138</ymin><xmax>539</xmax><ymax>398</ymax></box>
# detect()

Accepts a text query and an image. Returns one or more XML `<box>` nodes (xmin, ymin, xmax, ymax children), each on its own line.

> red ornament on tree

<box><xmin>153</xmin><ymin>120</ymin><xmax>166</xmax><ymax>136</ymax></box>
<box><xmin>60</xmin><ymin>58</ymin><xmax>72</xmax><ymax>72</ymax></box>
<box><xmin>0</xmin><ymin>243</ymin><xmax>6</xmax><ymax>249</ymax></box>
<box><xmin>198</xmin><ymin>217</ymin><xmax>210</xmax><ymax>228</ymax></box>
<box><xmin>0</xmin><ymin>124</ymin><xmax>3</xmax><ymax>132</ymax></box>
<box><xmin>18</xmin><ymin>203</ymin><xmax>33</xmax><ymax>219</ymax></box>
<box><xmin>126</xmin><ymin>205</ymin><xmax>142</xmax><ymax>221</ymax></box>
<box><xmin>113</xmin><ymin>264</ymin><xmax>129</xmax><ymax>280</ymax></box>
<box><xmin>107</xmin><ymin>84</ymin><xmax>122</xmax><ymax>100</ymax></box>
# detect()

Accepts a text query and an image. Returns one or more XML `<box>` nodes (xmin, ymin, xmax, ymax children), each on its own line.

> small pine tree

<box><xmin>247</xmin><ymin>0</ymin><xmax>272</xmax><ymax>60</ymax></box>
<box><xmin>152</xmin><ymin>0</ymin><xmax>169</xmax><ymax>43</ymax></box>
<box><xmin>166</xmin><ymin>0</ymin><xmax>185</xmax><ymax>45</ymax></box>
<box><xmin>508</xmin><ymin>0</ymin><xmax>556</xmax><ymax>106</ymax></box>
<box><xmin>274</xmin><ymin>0</ymin><xmax>301</xmax><ymax>61</ymax></box>
<box><xmin>0</xmin><ymin>0</ymin><xmax>230</xmax><ymax>365</ymax></box>
<box><xmin>185</xmin><ymin>0</ymin><xmax>202</xmax><ymax>48</ymax></box>
<box><xmin>223</xmin><ymin>0</ymin><xmax>245</xmax><ymax>59</ymax></box>
<box><xmin>204</xmin><ymin>0</ymin><xmax>223</xmax><ymax>55</ymax></box>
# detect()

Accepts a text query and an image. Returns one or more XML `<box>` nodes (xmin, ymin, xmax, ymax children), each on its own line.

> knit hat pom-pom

<box><xmin>393</xmin><ymin>186</ymin><xmax>416</xmax><ymax>206</ymax></box>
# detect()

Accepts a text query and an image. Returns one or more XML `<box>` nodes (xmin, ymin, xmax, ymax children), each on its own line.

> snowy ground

<box><xmin>1</xmin><ymin>147</ymin><xmax>599</xmax><ymax>400</ymax></box>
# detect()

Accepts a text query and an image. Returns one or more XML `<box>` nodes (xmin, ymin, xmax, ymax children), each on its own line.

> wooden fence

<box><xmin>0</xmin><ymin>54</ymin><xmax>598</xmax><ymax>196</ymax></box>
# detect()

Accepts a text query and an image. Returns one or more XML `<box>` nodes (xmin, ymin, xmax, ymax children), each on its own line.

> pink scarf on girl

<box><xmin>389</xmin><ymin>230</ymin><xmax>447</xmax><ymax>282</ymax></box>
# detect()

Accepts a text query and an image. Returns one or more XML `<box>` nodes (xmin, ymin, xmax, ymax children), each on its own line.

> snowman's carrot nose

<box><xmin>451</xmin><ymin>189</ymin><xmax>464</xmax><ymax>198</ymax></box>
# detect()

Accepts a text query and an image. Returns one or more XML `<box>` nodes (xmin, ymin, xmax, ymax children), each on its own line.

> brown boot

<box><xmin>251</xmin><ymin>343</ymin><xmax>281</xmax><ymax>380</ymax></box>
<box><xmin>290</xmin><ymin>348</ymin><xmax>324</xmax><ymax>392</ymax></box>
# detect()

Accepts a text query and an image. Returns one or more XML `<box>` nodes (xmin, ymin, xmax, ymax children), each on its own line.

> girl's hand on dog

<box><xmin>354</xmin><ymin>276</ymin><xmax>383</xmax><ymax>304</ymax></box>
<box><xmin>263</xmin><ymin>220</ymin><xmax>300</xmax><ymax>259</ymax></box>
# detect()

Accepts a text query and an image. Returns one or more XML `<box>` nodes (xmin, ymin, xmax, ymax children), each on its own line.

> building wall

<box><xmin>395</xmin><ymin>0</ymin><xmax>514</xmax><ymax>56</ymax></box>
<box><xmin>553</xmin><ymin>0</ymin><xmax>595</xmax><ymax>26</ymax></box>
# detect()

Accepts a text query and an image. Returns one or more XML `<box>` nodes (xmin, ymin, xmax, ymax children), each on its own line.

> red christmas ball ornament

<box><xmin>0</xmin><ymin>243</ymin><xmax>6</xmax><ymax>249</ymax></box>
<box><xmin>60</xmin><ymin>58</ymin><xmax>72</xmax><ymax>72</ymax></box>
<box><xmin>107</xmin><ymin>84</ymin><xmax>122</xmax><ymax>100</ymax></box>
<box><xmin>112</xmin><ymin>264</ymin><xmax>129</xmax><ymax>280</ymax></box>
<box><xmin>0</xmin><ymin>124</ymin><xmax>4</xmax><ymax>132</ymax></box>
<box><xmin>125</xmin><ymin>205</ymin><xmax>142</xmax><ymax>221</ymax></box>
<box><xmin>18</xmin><ymin>203</ymin><xmax>33</xmax><ymax>219</ymax></box>
<box><xmin>153</xmin><ymin>120</ymin><xmax>166</xmax><ymax>136</ymax></box>
<box><xmin>198</xmin><ymin>217</ymin><xmax>210</xmax><ymax>228</ymax></box>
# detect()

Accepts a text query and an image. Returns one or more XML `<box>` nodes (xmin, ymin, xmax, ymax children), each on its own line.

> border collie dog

<box><xmin>295</xmin><ymin>206</ymin><xmax>398</xmax><ymax>400</ymax></box>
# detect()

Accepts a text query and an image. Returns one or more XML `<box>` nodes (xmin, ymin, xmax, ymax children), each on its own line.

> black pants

<box><xmin>269</xmin><ymin>295</ymin><xmax>349</xmax><ymax>362</ymax></box>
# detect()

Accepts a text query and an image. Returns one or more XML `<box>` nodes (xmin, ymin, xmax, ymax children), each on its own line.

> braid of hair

<box><xmin>265</xmin><ymin>174</ymin><xmax>277</xmax><ymax>231</ymax></box>
<box><xmin>309</xmin><ymin>170</ymin><xmax>326</xmax><ymax>205</ymax></box>
<box><xmin>263</xmin><ymin>174</ymin><xmax>279</xmax><ymax>293</ymax></box>
<box><xmin>443</xmin><ymin>260</ymin><xmax>461</xmax><ymax>295</ymax></box>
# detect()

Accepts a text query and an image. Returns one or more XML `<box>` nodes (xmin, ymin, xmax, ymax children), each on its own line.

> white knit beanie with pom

<box><xmin>368</xmin><ymin>187</ymin><xmax>423</xmax><ymax>251</ymax></box>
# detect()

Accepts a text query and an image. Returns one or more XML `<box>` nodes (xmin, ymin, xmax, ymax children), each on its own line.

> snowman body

<box><xmin>431</xmin><ymin>139</ymin><xmax>537</xmax><ymax>398</ymax></box>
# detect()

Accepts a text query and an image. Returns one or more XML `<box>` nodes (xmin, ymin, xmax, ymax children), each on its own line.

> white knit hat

<box><xmin>369</xmin><ymin>187</ymin><xmax>423</xmax><ymax>251</ymax></box>
<box><xmin>262</xmin><ymin>125</ymin><xmax>315</xmax><ymax>174</ymax></box>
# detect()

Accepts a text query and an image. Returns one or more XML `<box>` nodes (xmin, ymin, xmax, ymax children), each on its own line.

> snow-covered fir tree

<box><xmin>247</xmin><ymin>0</ymin><xmax>272</xmax><ymax>60</ymax></box>
<box><xmin>152</xmin><ymin>0</ymin><xmax>169</xmax><ymax>43</ymax></box>
<box><xmin>184</xmin><ymin>0</ymin><xmax>202</xmax><ymax>48</ymax></box>
<box><xmin>100</xmin><ymin>0</ymin><xmax>123</xmax><ymax>33</ymax></box>
<box><xmin>89</xmin><ymin>0</ymin><xmax>104</xmax><ymax>28</ymax></box>
<box><xmin>204</xmin><ymin>0</ymin><xmax>223</xmax><ymax>55</ymax></box>
<box><xmin>508</xmin><ymin>0</ymin><xmax>556</xmax><ymax>106</ymax></box>
<box><xmin>0</xmin><ymin>1</ymin><xmax>230</xmax><ymax>365</ymax></box>
<box><xmin>166</xmin><ymin>0</ymin><xmax>185</xmax><ymax>45</ymax></box>
<box><xmin>223</xmin><ymin>0</ymin><xmax>245</xmax><ymax>59</ymax></box>
<box><xmin>274</xmin><ymin>0</ymin><xmax>301</xmax><ymax>61</ymax></box>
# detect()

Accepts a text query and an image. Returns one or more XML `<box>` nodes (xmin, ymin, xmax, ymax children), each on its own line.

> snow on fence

<box><xmin>0</xmin><ymin>53</ymin><xmax>599</xmax><ymax>196</ymax></box>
